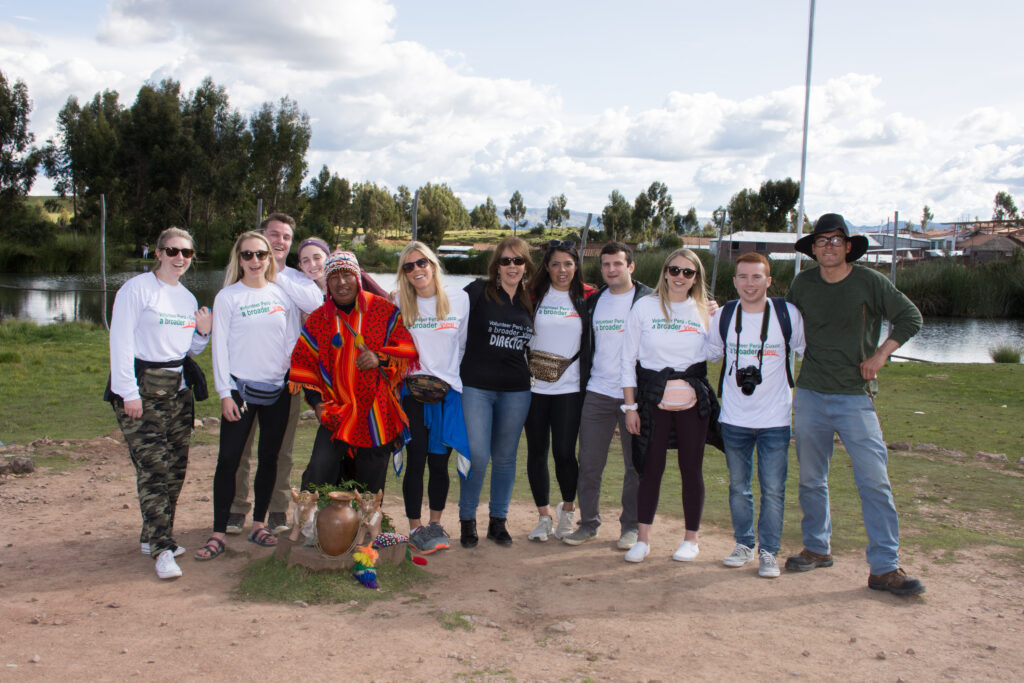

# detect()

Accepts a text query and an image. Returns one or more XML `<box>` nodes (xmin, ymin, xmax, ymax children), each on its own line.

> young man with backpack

<box><xmin>707</xmin><ymin>252</ymin><xmax>805</xmax><ymax>577</ymax></box>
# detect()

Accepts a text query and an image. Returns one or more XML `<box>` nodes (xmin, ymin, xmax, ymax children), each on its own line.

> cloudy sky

<box><xmin>3</xmin><ymin>0</ymin><xmax>1024</xmax><ymax>226</ymax></box>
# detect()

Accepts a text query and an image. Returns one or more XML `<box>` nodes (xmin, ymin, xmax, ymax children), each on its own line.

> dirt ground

<box><xmin>1</xmin><ymin>435</ymin><xmax>1021</xmax><ymax>682</ymax></box>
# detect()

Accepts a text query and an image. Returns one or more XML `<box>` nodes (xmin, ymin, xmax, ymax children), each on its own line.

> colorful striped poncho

<box><xmin>290</xmin><ymin>291</ymin><xmax>418</xmax><ymax>455</ymax></box>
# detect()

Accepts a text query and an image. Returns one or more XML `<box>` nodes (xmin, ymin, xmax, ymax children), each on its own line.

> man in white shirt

<box><xmin>706</xmin><ymin>252</ymin><xmax>805</xmax><ymax>578</ymax></box>
<box><xmin>229</xmin><ymin>213</ymin><xmax>322</xmax><ymax>534</ymax></box>
<box><xmin>562</xmin><ymin>242</ymin><xmax>652</xmax><ymax>549</ymax></box>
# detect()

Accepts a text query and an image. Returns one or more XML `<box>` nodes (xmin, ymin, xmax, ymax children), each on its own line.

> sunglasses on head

<box><xmin>162</xmin><ymin>247</ymin><xmax>194</xmax><ymax>258</ymax></box>
<box><xmin>401</xmin><ymin>257</ymin><xmax>430</xmax><ymax>272</ymax></box>
<box><xmin>240</xmin><ymin>250</ymin><xmax>270</xmax><ymax>261</ymax></box>
<box><xmin>546</xmin><ymin>239</ymin><xmax>576</xmax><ymax>252</ymax></box>
<box><xmin>666</xmin><ymin>265</ymin><xmax>697</xmax><ymax>278</ymax></box>
<box><xmin>499</xmin><ymin>256</ymin><xmax>526</xmax><ymax>266</ymax></box>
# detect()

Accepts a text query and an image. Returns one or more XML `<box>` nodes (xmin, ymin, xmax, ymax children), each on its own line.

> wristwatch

<box><xmin>620</xmin><ymin>403</ymin><xmax>638</xmax><ymax>413</ymax></box>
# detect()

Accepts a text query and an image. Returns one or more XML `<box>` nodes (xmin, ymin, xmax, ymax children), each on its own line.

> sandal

<box><xmin>194</xmin><ymin>536</ymin><xmax>225</xmax><ymax>561</ymax></box>
<box><xmin>248</xmin><ymin>526</ymin><xmax>278</xmax><ymax>547</ymax></box>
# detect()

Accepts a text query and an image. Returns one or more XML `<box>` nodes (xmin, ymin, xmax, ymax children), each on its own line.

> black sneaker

<box><xmin>268</xmin><ymin>512</ymin><xmax>290</xmax><ymax>534</ymax></box>
<box><xmin>487</xmin><ymin>517</ymin><xmax>513</xmax><ymax>546</ymax></box>
<box><xmin>868</xmin><ymin>568</ymin><xmax>926</xmax><ymax>596</ymax></box>
<box><xmin>460</xmin><ymin>519</ymin><xmax>478</xmax><ymax>548</ymax></box>
<box><xmin>785</xmin><ymin>548</ymin><xmax>834</xmax><ymax>571</ymax></box>
<box><xmin>225</xmin><ymin>513</ymin><xmax>245</xmax><ymax>535</ymax></box>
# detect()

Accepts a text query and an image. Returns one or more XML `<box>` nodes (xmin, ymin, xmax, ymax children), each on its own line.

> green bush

<box><xmin>990</xmin><ymin>345</ymin><xmax>1022</xmax><ymax>363</ymax></box>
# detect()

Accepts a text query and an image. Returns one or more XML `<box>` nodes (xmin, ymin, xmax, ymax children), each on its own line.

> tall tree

<box><xmin>680</xmin><ymin>207</ymin><xmax>699</xmax><ymax>234</ymax></box>
<box><xmin>545</xmin><ymin>193</ymin><xmax>570</xmax><ymax>230</ymax></box>
<box><xmin>0</xmin><ymin>70</ymin><xmax>40</xmax><ymax>212</ymax></box>
<box><xmin>352</xmin><ymin>181</ymin><xmax>398</xmax><ymax>238</ymax></box>
<box><xmin>601</xmin><ymin>190</ymin><xmax>632</xmax><ymax>241</ymax></box>
<box><xmin>248</xmin><ymin>96</ymin><xmax>311</xmax><ymax>214</ymax></box>
<box><xmin>758</xmin><ymin>178</ymin><xmax>800</xmax><ymax>232</ymax></box>
<box><xmin>470</xmin><ymin>196</ymin><xmax>500</xmax><ymax>230</ymax></box>
<box><xmin>41</xmin><ymin>96</ymin><xmax>84</xmax><ymax>226</ymax></box>
<box><xmin>417</xmin><ymin>182</ymin><xmax>469</xmax><ymax>249</ymax></box>
<box><xmin>993</xmin><ymin>191</ymin><xmax>1019</xmax><ymax>220</ymax></box>
<box><xmin>727</xmin><ymin>188</ymin><xmax>766</xmax><ymax>231</ymax></box>
<box><xmin>632</xmin><ymin>191</ymin><xmax>655</xmax><ymax>241</ymax></box>
<box><xmin>921</xmin><ymin>205</ymin><xmax>934</xmax><ymax>232</ymax></box>
<box><xmin>504</xmin><ymin>190</ymin><xmax>528</xmax><ymax>234</ymax></box>
<box><xmin>645</xmin><ymin>181</ymin><xmax>675</xmax><ymax>235</ymax></box>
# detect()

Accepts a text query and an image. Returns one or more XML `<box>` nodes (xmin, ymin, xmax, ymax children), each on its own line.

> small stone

<box><xmin>159</xmin><ymin>621</ymin><xmax>168</xmax><ymax>627</ymax></box>
<box><xmin>107</xmin><ymin>602</ymin><xmax>120</xmax><ymax>609</ymax></box>
<box><xmin>122</xmin><ymin>504</ymin><xmax>129</xmax><ymax>509</ymax></box>
<box><xmin>83</xmin><ymin>531</ymin><xmax>91</xmax><ymax>536</ymax></box>
<box><xmin>546</xmin><ymin>621</ymin><xmax>575</xmax><ymax>634</ymax></box>
<box><xmin>875</xmin><ymin>651</ymin><xmax>887</xmax><ymax>660</ymax></box>
<box><xmin>88</xmin><ymin>612</ymin><xmax>98</xmax><ymax>617</ymax></box>
<box><xmin>198</xmin><ymin>496</ymin><xmax>210</xmax><ymax>502</ymax></box>
<box><xmin>849</xmin><ymin>637</ymin><xmax>857</xmax><ymax>644</ymax></box>
<box><xmin>29</xmin><ymin>655</ymin><xmax>40</xmax><ymax>664</ymax></box>
<box><xmin>801</xmin><ymin>650</ymin><xmax>810</xmax><ymax>657</ymax></box>
<box><xmin>293</xmin><ymin>601</ymin><xmax>309</xmax><ymax>608</ymax></box>
<box><xmin>203</xmin><ymin>417</ymin><xmax>220</xmax><ymax>427</ymax></box>
<box><xmin>28</xmin><ymin>616</ymin><xmax>40</xmax><ymax>624</ymax></box>
<box><xmin>888</xmin><ymin>441</ymin><xmax>911</xmax><ymax>451</ymax></box>
<box><xmin>9</xmin><ymin>456</ymin><xmax>35</xmax><ymax>474</ymax></box>
<box><xmin>905</xmin><ymin>648</ymin><xmax>915</xmax><ymax>655</ymax></box>
<box><xmin>120</xmin><ymin>649</ymin><xmax>128</xmax><ymax>655</ymax></box>
<box><xmin>705</xmin><ymin>630</ymin><xmax>719</xmax><ymax>640</ymax></box>
<box><xmin>986</xmin><ymin>644</ymin><xmax>997</xmax><ymax>651</ymax></box>
<box><xmin>300</xmin><ymin>410</ymin><xmax>316</xmax><ymax>420</ymax></box>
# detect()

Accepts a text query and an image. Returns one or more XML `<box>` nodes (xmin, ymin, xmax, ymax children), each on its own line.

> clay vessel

<box><xmin>316</xmin><ymin>491</ymin><xmax>360</xmax><ymax>556</ymax></box>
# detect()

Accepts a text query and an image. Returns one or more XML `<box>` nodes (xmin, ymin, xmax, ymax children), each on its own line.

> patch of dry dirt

<box><xmin>1</xmin><ymin>437</ymin><xmax>1021</xmax><ymax>681</ymax></box>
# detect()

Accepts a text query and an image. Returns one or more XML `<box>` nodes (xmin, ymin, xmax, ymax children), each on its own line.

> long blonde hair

<box><xmin>396</xmin><ymin>241</ymin><xmax>449</xmax><ymax>325</ymax></box>
<box><xmin>223</xmin><ymin>231</ymin><xmax>278</xmax><ymax>289</ymax></box>
<box><xmin>654</xmin><ymin>248</ymin><xmax>710</xmax><ymax>329</ymax></box>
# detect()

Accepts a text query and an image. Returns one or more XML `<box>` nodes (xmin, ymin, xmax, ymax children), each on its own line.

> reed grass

<box><xmin>989</xmin><ymin>344</ymin><xmax>1022</xmax><ymax>363</ymax></box>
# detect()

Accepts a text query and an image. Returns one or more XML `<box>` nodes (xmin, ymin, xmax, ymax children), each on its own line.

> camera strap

<box><xmin>731</xmin><ymin>302</ymin><xmax>770</xmax><ymax>378</ymax></box>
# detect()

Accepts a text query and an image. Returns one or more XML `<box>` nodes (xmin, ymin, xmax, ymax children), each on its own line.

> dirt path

<box><xmin>1</xmin><ymin>436</ymin><xmax>1020</xmax><ymax>681</ymax></box>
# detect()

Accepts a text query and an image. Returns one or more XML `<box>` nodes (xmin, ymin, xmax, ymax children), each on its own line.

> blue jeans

<box><xmin>721</xmin><ymin>423</ymin><xmax>790</xmax><ymax>555</ymax></box>
<box><xmin>793</xmin><ymin>388</ymin><xmax>900</xmax><ymax>574</ymax></box>
<box><xmin>458</xmin><ymin>387</ymin><xmax>532</xmax><ymax>520</ymax></box>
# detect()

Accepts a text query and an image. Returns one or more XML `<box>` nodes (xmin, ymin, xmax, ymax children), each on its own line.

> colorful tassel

<box><xmin>352</xmin><ymin>544</ymin><xmax>379</xmax><ymax>589</ymax></box>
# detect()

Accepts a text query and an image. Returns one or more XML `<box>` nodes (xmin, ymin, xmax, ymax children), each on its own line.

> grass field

<box><xmin>2</xmin><ymin>319</ymin><xmax>1021</xmax><ymax>563</ymax></box>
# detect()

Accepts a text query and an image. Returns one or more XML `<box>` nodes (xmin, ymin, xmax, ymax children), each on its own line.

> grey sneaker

<box><xmin>409</xmin><ymin>526</ymin><xmax>443</xmax><ymax>554</ymax></box>
<box><xmin>758</xmin><ymin>549</ymin><xmax>780</xmax><ymax>578</ymax></box>
<box><xmin>554</xmin><ymin>503</ymin><xmax>575</xmax><ymax>540</ymax></box>
<box><xmin>528</xmin><ymin>515</ymin><xmax>554</xmax><ymax>542</ymax></box>
<box><xmin>225</xmin><ymin>513</ymin><xmax>245</xmax><ymax>535</ymax></box>
<box><xmin>723</xmin><ymin>543</ymin><xmax>755</xmax><ymax>567</ymax></box>
<box><xmin>562</xmin><ymin>526</ymin><xmax>598</xmax><ymax>546</ymax></box>
<box><xmin>616</xmin><ymin>529</ymin><xmax>639</xmax><ymax>550</ymax></box>
<box><xmin>268</xmin><ymin>512</ymin><xmax>290</xmax><ymax>534</ymax></box>
<box><xmin>426</xmin><ymin>522</ymin><xmax>451</xmax><ymax>550</ymax></box>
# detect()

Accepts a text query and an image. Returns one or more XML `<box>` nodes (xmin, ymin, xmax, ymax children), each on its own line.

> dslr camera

<box><xmin>735</xmin><ymin>366</ymin><xmax>762</xmax><ymax>395</ymax></box>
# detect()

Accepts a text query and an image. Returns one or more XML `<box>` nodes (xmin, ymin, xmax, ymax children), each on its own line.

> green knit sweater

<box><xmin>786</xmin><ymin>264</ymin><xmax>922</xmax><ymax>395</ymax></box>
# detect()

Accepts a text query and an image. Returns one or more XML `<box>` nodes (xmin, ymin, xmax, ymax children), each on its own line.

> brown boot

<box><xmin>868</xmin><ymin>568</ymin><xmax>925</xmax><ymax>596</ymax></box>
<box><xmin>784</xmin><ymin>548</ymin><xmax>834</xmax><ymax>571</ymax></box>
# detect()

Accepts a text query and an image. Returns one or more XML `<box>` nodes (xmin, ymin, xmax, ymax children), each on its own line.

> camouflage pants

<box><xmin>112</xmin><ymin>389</ymin><xmax>194</xmax><ymax>558</ymax></box>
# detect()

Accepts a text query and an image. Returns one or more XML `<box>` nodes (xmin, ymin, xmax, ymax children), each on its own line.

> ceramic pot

<box><xmin>316</xmin><ymin>491</ymin><xmax>360</xmax><ymax>556</ymax></box>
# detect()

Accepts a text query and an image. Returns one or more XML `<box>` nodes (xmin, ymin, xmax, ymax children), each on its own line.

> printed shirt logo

<box><xmin>239</xmin><ymin>299</ymin><xmax>287</xmax><ymax>318</ymax></box>
<box><xmin>488</xmin><ymin>320</ymin><xmax>529</xmax><ymax>350</ymax></box>
<box><xmin>651</xmin><ymin>317</ymin><xmax>702</xmax><ymax>333</ymax></box>
<box><xmin>409</xmin><ymin>314</ymin><xmax>459</xmax><ymax>332</ymax></box>
<box><xmin>594</xmin><ymin>316</ymin><xmax>625</xmax><ymax>333</ymax></box>
<box><xmin>157</xmin><ymin>312</ymin><xmax>194</xmax><ymax>328</ymax></box>
<box><xmin>537</xmin><ymin>303</ymin><xmax>578</xmax><ymax>319</ymax></box>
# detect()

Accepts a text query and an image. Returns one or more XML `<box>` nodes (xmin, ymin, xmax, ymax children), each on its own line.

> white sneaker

<box><xmin>554</xmin><ymin>503</ymin><xmax>575</xmax><ymax>540</ymax></box>
<box><xmin>154</xmin><ymin>549</ymin><xmax>183</xmax><ymax>580</ymax></box>
<box><xmin>722</xmin><ymin>543</ymin><xmax>754</xmax><ymax>567</ymax></box>
<box><xmin>758</xmin><ymin>549</ymin><xmax>781</xmax><ymax>578</ymax></box>
<box><xmin>528</xmin><ymin>515</ymin><xmax>554</xmax><ymax>542</ymax></box>
<box><xmin>141</xmin><ymin>543</ymin><xmax>185</xmax><ymax>557</ymax></box>
<box><xmin>672</xmin><ymin>540</ymin><xmax>700</xmax><ymax>562</ymax></box>
<box><xmin>624</xmin><ymin>540</ymin><xmax>650</xmax><ymax>563</ymax></box>
<box><xmin>617</xmin><ymin>529</ymin><xmax>639</xmax><ymax>550</ymax></box>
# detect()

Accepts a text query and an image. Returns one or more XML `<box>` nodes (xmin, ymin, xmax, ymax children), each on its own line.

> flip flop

<box><xmin>248</xmin><ymin>526</ymin><xmax>278</xmax><ymax>547</ymax></box>
<box><xmin>194</xmin><ymin>536</ymin><xmax>225</xmax><ymax>561</ymax></box>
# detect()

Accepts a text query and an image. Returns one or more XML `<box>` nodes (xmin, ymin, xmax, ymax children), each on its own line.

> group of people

<box><xmin>108</xmin><ymin>211</ymin><xmax>925</xmax><ymax>597</ymax></box>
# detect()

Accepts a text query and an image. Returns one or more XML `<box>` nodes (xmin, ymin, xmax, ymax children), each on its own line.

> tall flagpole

<box><xmin>794</xmin><ymin>0</ymin><xmax>816</xmax><ymax>274</ymax></box>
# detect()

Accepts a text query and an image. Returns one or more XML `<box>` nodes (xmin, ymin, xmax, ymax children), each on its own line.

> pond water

<box><xmin>1</xmin><ymin>269</ymin><xmax>1022</xmax><ymax>363</ymax></box>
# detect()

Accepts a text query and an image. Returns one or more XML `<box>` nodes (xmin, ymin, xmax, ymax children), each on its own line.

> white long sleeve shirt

<box><xmin>212</xmin><ymin>280</ymin><xmax>299</xmax><ymax>399</ymax></box>
<box><xmin>276</xmin><ymin>266</ymin><xmax>324</xmax><ymax>342</ymax></box>
<box><xmin>400</xmin><ymin>286</ymin><xmax>470</xmax><ymax>392</ymax></box>
<box><xmin>621</xmin><ymin>295</ymin><xmax>708</xmax><ymax>390</ymax></box>
<box><xmin>109</xmin><ymin>272</ymin><xmax>209</xmax><ymax>401</ymax></box>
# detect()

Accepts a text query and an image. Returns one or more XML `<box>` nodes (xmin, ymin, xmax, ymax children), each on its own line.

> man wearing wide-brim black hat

<box><xmin>784</xmin><ymin>212</ymin><xmax>926</xmax><ymax>597</ymax></box>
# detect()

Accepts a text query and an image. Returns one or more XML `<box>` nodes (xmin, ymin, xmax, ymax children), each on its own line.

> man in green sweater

<box><xmin>785</xmin><ymin>213</ymin><xmax>925</xmax><ymax>596</ymax></box>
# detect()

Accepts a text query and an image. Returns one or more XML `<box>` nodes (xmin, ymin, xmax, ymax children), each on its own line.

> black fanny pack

<box><xmin>232</xmin><ymin>375</ymin><xmax>287</xmax><ymax>406</ymax></box>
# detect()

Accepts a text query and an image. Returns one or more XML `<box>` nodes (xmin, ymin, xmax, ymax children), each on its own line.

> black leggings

<box><xmin>525</xmin><ymin>391</ymin><xmax>583</xmax><ymax>508</ymax></box>
<box><xmin>300</xmin><ymin>425</ymin><xmax>390</xmax><ymax>495</ymax></box>
<box><xmin>213</xmin><ymin>389</ymin><xmax>291</xmax><ymax>533</ymax></box>
<box><xmin>635</xmin><ymin>404</ymin><xmax>709</xmax><ymax>529</ymax></box>
<box><xmin>401</xmin><ymin>395</ymin><xmax>452</xmax><ymax>520</ymax></box>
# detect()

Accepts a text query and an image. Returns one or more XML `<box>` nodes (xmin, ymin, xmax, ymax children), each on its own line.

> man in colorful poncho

<box><xmin>292</xmin><ymin>251</ymin><xmax>418</xmax><ymax>494</ymax></box>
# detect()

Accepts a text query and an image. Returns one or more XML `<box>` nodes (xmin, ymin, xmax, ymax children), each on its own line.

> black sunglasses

<box><xmin>666</xmin><ymin>265</ymin><xmax>697</xmax><ymax>278</ymax></box>
<box><xmin>547</xmin><ymin>239</ymin><xmax>576</xmax><ymax>252</ymax></box>
<box><xmin>240</xmin><ymin>250</ymin><xmax>270</xmax><ymax>261</ymax></box>
<box><xmin>401</xmin><ymin>257</ymin><xmax>430</xmax><ymax>272</ymax></box>
<box><xmin>499</xmin><ymin>256</ymin><xmax>526</xmax><ymax>266</ymax></box>
<box><xmin>162</xmin><ymin>247</ymin><xmax>194</xmax><ymax>258</ymax></box>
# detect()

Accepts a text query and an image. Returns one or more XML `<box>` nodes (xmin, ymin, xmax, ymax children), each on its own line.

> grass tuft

<box><xmin>990</xmin><ymin>344</ymin><xmax>1022</xmax><ymax>363</ymax></box>
<box><xmin>437</xmin><ymin>609</ymin><xmax>475</xmax><ymax>631</ymax></box>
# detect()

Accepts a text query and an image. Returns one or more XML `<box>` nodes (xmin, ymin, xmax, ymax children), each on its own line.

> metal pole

<box><xmin>580</xmin><ymin>213</ymin><xmax>593</xmax><ymax>259</ymax></box>
<box><xmin>100</xmin><ymin>194</ymin><xmax>109</xmax><ymax>331</ymax></box>
<box><xmin>256</xmin><ymin>198</ymin><xmax>263</xmax><ymax>230</ymax></box>
<box><xmin>890</xmin><ymin>210</ymin><xmax>899</xmax><ymax>281</ymax></box>
<box><xmin>710</xmin><ymin>210</ymin><xmax>727</xmax><ymax>298</ymax></box>
<box><xmin>794</xmin><ymin>0</ymin><xmax>816</xmax><ymax>275</ymax></box>
<box><xmin>411</xmin><ymin>190</ymin><xmax>420</xmax><ymax>242</ymax></box>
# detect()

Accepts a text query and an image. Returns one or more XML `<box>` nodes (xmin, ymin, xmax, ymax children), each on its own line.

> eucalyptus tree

<box><xmin>248</xmin><ymin>96</ymin><xmax>311</xmax><ymax>214</ymax></box>
<box><xmin>504</xmin><ymin>190</ymin><xmax>528</xmax><ymax>234</ymax></box>
<box><xmin>546</xmin><ymin>193</ymin><xmax>569</xmax><ymax>230</ymax></box>
<box><xmin>601</xmin><ymin>189</ymin><xmax>632</xmax><ymax>241</ymax></box>
<box><xmin>470</xmin><ymin>196</ymin><xmax>500</xmax><ymax>230</ymax></box>
<box><xmin>417</xmin><ymin>182</ymin><xmax>469</xmax><ymax>249</ymax></box>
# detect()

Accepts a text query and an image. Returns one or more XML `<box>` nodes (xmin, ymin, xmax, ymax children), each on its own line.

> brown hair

<box><xmin>485</xmin><ymin>236</ymin><xmax>535</xmax><ymax>313</ymax></box>
<box><xmin>260</xmin><ymin>213</ymin><xmax>296</xmax><ymax>232</ymax></box>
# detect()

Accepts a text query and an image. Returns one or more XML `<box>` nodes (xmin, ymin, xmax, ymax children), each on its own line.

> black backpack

<box><xmin>716</xmin><ymin>297</ymin><xmax>794</xmax><ymax>396</ymax></box>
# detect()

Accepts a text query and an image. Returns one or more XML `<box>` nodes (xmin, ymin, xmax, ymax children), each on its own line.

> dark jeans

<box><xmin>635</xmin><ymin>404</ymin><xmax>709</xmax><ymax>530</ymax></box>
<box><xmin>525</xmin><ymin>391</ymin><xmax>582</xmax><ymax>508</ymax></box>
<box><xmin>213</xmin><ymin>389</ymin><xmax>291</xmax><ymax>533</ymax></box>
<box><xmin>401</xmin><ymin>395</ymin><xmax>451</xmax><ymax>520</ymax></box>
<box><xmin>301</xmin><ymin>425</ymin><xmax>390</xmax><ymax>495</ymax></box>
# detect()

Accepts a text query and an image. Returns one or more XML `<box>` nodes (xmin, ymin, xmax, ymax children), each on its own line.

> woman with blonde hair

<box><xmin>393</xmin><ymin>241</ymin><xmax>470</xmax><ymax>553</ymax></box>
<box><xmin>108</xmin><ymin>226</ymin><xmax>212</xmax><ymax>579</ymax></box>
<box><xmin>195</xmin><ymin>231</ymin><xmax>299</xmax><ymax>560</ymax></box>
<box><xmin>457</xmin><ymin>236</ymin><xmax>536</xmax><ymax>547</ymax></box>
<box><xmin>620</xmin><ymin>248</ymin><xmax>718</xmax><ymax>563</ymax></box>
